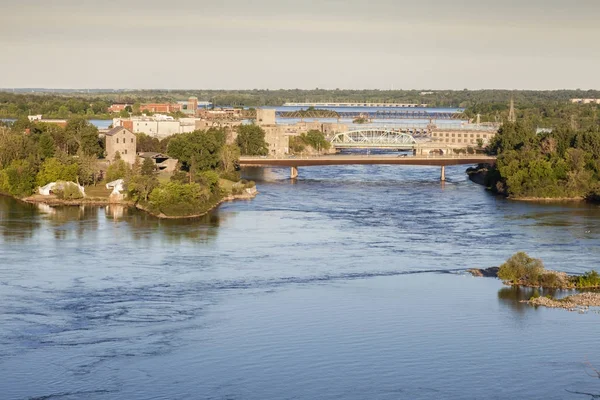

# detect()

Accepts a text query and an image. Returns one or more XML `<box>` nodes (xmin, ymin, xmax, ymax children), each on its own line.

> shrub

<box><xmin>576</xmin><ymin>270</ymin><xmax>600</xmax><ymax>288</ymax></box>
<box><xmin>54</xmin><ymin>182</ymin><xmax>84</xmax><ymax>200</ymax></box>
<box><xmin>1</xmin><ymin>159</ymin><xmax>36</xmax><ymax>197</ymax></box>
<box><xmin>220</xmin><ymin>170</ymin><xmax>241</xmax><ymax>182</ymax></box>
<box><xmin>106</xmin><ymin>159</ymin><xmax>130</xmax><ymax>182</ymax></box>
<box><xmin>196</xmin><ymin>170</ymin><xmax>220</xmax><ymax>194</ymax></box>
<box><xmin>498</xmin><ymin>252</ymin><xmax>545</xmax><ymax>285</ymax></box>
<box><xmin>36</xmin><ymin>158</ymin><xmax>79</xmax><ymax>187</ymax></box>
<box><xmin>170</xmin><ymin>170</ymin><xmax>188</xmax><ymax>184</ymax></box>
<box><xmin>149</xmin><ymin>181</ymin><xmax>211</xmax><ymax>217</ymax></box>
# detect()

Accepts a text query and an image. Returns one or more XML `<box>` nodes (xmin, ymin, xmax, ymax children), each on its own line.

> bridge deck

<box><xmin>239</xmin><ymin>155</ymin><xmax>496</xmax><ymax>167</ymax></box>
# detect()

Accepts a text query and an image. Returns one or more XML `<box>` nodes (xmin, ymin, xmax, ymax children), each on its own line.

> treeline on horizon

<box><xmin>1</xmin><ymin>89</ymin><xmax>600</xmax><ymax>129</ymax></box>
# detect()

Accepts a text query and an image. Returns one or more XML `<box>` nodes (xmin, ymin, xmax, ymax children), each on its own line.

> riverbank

<box><xmin>12</xmin><ymin>186</ymin><xmax>258</xmax><ymax>219</ymax></box>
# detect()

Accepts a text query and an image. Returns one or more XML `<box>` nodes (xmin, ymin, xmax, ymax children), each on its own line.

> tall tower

<box><xmin>508</xmin><ymin>98</ymin><xmax>516</xmax><ymax>123</ymax></box>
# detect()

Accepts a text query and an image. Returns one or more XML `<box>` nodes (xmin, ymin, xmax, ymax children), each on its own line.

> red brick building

<box><xmin>108</xmin><ymin>103</ymin><xmax>132</xmax><ymax>113</ymax></box>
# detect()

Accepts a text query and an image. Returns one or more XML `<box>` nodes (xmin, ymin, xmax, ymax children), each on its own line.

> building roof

<box><xmin>105</xmin><ymin>126</ymin><xmax>130</xmax><ymax>136</ymax></box>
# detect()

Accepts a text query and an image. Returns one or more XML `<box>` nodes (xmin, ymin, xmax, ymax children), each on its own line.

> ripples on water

<box><xmin>1</xmin><ymin>165</ymin><xmax>600</xmax><ymax>399</ymax></box>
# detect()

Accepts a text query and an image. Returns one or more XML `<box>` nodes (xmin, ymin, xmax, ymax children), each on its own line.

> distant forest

<box><xmin>1</xmin><ymin>89</ymin><xmax>600</xmax><ymax>128</ymax></box>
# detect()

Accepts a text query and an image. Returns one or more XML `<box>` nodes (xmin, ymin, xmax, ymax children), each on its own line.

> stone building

<box><xmin>430</xmin><ymin>129</ymin><xmax>496</xmax><ymax>146</ymax></box>
<box><xmin>105</xmin><ymin>126</ymin><xmax>137</xmax><ymax>165</ymax></box>
<box><xmin>256</xmin><ymin>109</ymin><xmax>289</xmax><ymax>156</ymax></box>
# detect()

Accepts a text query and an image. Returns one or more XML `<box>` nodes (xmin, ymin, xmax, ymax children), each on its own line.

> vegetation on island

<box><xmin>496</xmin><ymin>252</ymin><xmax>600</xmax><ymax>289</ymax></box>
<box><xmin>0</xmin><ymin>116</ymin><xmax>268</xmax><ymax>218</ymax></box>
<box><xmin>481</xmin><ymin>121</ymin><xmax>600</xmax><ymax>200</ymax></box>
<box><xmin>0</xmin><ymin>117</ymin><xmax>104</xmax><ymax>197</ymax></box>
<box><xmin>289</xmin><ymin>130</ymin><xmax>331</xmax><ymax>155</ymax></box>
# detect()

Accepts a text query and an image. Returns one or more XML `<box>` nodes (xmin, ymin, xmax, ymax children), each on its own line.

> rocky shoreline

<box><xmin>524</xmin><ymin>293</ymin><xmax>600</xmax><ymax>313</ymax></box>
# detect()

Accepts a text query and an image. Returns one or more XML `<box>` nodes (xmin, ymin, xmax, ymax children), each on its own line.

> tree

<box><xmin>76</xmin><ymin>153</ymin><xmax>100</xmax><ymax>186</ymax></box>
<box><xmin>106</xmin><ymin>152</ymin><xmax>130</xmax><ymax>182</ymax></box>
<box><xmin>36</xmin><ymin>158</ymin><xmax>79</xmax><ymax>187</ymax></box>
<box><xmin>141</xmin><ymin>157</ymin><xmax>156</xmax><ymax>176</ymax></box>
<box><xmin>220</xmin><ymin>143</ymin><xmax>240</xmax><ymax>174</ymax></box>
<box><xmin>167</xmin><ymin>128</ymin><xmax>226</xmax><ymax>173</ymax></box>
<box><xmin>64</xmin><ymin>117</ymin><xmax>102</xmax><ymax>156</ymax></box>
<box><xmin>38</xmin><ymin>133</ymin><xmax>55</xmax><ymax>160</ymax></box>
<box><xmin>0</xmin><ymin>159</ymin><xmax>37</xmax><ymax>196</ymax></box>
<box><xmin>236</xmin><ymin>125</ymin><xmax>268</xmax><ymax>156</ymax></box>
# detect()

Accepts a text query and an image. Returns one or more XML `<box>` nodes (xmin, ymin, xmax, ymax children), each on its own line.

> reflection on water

<box><xmin>497</xmin><ymin>285</ymin><xmax>579</xmax><ymax>314</ymax></box>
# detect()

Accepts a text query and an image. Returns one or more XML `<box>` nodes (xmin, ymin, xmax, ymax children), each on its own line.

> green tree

<box><xmin>236</xmin><ymin>125</ymin><xmax>268</xmax><ymax>156</ymax></box>
<box><xmin>167</xmin><ymin>128</ymin><xmax>226</xmax><ymax>172</ymax></box>
<box><xmin>64</xmin><ymin>117</ymin><xmax>102</xmax><ymax>156</ymax></box>
<box><xmin>36</xmin><ymin>158</ymin><xmax>79</xmax><ymax>187</ymax></box>
<box><xmin>141</xmin><ymin>157</ymin><xmax>156</xmax><ymax>176</ymax></box>
<box><xmin>0</xmin><ymin>159</ymin><xmax>37</xmax><ymax>196</ymax></box>
<box><xmin>38</xmin><ymin>133</ymin><xmax>56</xmax><ymax>160</ymax></box>
<box><xmin>220</xmin><ymin>143</ymin><xmax>240</xmax><ymax>174</ymax></box>
<box><xmin>106</xmin><ymin>153</ymin><xmax>130</xmax><ymax>182</ymax></box>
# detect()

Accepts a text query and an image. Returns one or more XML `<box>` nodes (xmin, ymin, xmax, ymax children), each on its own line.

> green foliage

<box><xmin>0</xmin><ymin>159</ymin><xmax>36</xmax><ymax>197</ymax></box>
<box><xmin>167</xmin><ymin>128</ymin><xmax>226</xmax><ymax>172</ymax></box>
<box><xmin>141</xmin><ymin>157</ymin><xmax>156</xmax><ymax>177</ymax></box>
<box><xmin>64</xmin><ymin>117</ymin><xmax>102</xmax><ymax>156</ymax></box>
<box><xmin>170</xmin><ymin>170</ymin><xmax>189</xmax><ymax>184</ymax></box>
<box><xmin>498</xmin><ymin>252</ymin><xmax>545</xmax><ymax>285</ymax></box>
<box><xmin>289</xmin><ymin>136</ymin><xmax>306</xmax><ymax>154</ymax></box>
<box><xmin>220</xmin><ymin>143</ymin><xmax>240</xmax><ymax>173</ymax></box>
<box><xmin>148</xmin><ymin>181</ymin><xmax>211</xmax><ymax>217</ymax></box>
<box><xmin>288</xmin><ymin>130</ymin><xmax>330</xmax><ymax>154</ymax></box>
<box><xmin>36</xmin><ymin>158</ymin><xmax>79</xmax><ymax>187</ymax></box>
<box><xmin>487</xmin><ymin>121</ymin><xmax>600</xmax><ymax>199</ymax></box>
<box><xmin>38</xmin><ymin>133</ymin><xmax>55</xmax><ymax>160</ymax></box>
<box><xmin>196</xmin><ymin>170</ymin><xmax>220</xmax><ymax>194</ymax></box>
<box><xmin>106</xmin><ymin>159</ymin><xmax>130</xmax><ymax>182</ymax></box>
<box><xmin>236</xmin><ymin>125</ymin><xmax>268</xmax><ymax>156</ymax></box>
<box><xmin>575</xmin><ymin>270</ymin><xmax>600</xmax><ymax>288</ymax></box>
<box><xmin>136</xmin><ymin>133</ymin><xmax>169</xmax><ymax>153</ymax></box>
<box><xmin>127</xmin><ymin>174</ymin><xmax>158</xmax><ymax>203</ymax></box>
<box><xmin>53</xmin><ymin>182</ymin><xmax>84</xmax><ymax>200</ymax></box>
<box><xmin>220</xmin><ymin>170</ymin><xmax>241</xmax><ymax>182</ymax></box>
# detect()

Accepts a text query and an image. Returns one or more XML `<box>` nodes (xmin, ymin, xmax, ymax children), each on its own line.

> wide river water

<box><xmin>1</xmin><ymin>165</ymin><xmax>600</xmax><ymax>399</ymax></box>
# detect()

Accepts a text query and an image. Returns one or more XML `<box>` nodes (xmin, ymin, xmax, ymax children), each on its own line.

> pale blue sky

<box><xmin>0</xmin><ymin>0</ymin><xmax>598</xmax><ymax>89</ymax></box>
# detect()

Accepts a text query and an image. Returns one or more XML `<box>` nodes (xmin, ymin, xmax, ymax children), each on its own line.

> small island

<box><xmin>0</xmin><ymin>117</ymin><xmax>268</xmax><ymax>219</ymax></box>
<box><xmin>470</xmin><ymin>252</ymin><xmax>600</xmax><ymax>312</ymax></box>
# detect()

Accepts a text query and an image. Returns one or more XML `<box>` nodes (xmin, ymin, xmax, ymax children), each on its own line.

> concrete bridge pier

<box><xmin>440</xmin><ymin>165</ymin><xmax>445</xmax><ymax>181</ymax></box>
<box><xmin>291</xmin><ymin>166</ymin><xmax>298</xmax><ymax>179</ymax></box>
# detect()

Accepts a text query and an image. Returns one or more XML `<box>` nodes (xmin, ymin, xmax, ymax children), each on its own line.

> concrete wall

<box><xmin>106</xmin><ymin>128</ymin><xmax>137</xmax><ymax>165</ymax></box>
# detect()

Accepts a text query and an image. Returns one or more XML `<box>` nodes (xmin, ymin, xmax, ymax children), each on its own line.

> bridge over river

<box><xmin>239</xmin><ymin>155</ymin><xmax>496</xmax><ymax>181</ymax></box>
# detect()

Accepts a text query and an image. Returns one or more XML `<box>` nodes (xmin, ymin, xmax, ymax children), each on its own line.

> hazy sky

<box><xmin>1</xmin><ymin>0</ymin><xmax>599</xmax><ymax>89</ymax></box>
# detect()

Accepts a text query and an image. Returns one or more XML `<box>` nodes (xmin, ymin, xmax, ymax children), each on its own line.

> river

<box><xmin>1</xmin><ymin>165</ymin><xmax>600</xmax><ymax>399</ymax></box>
